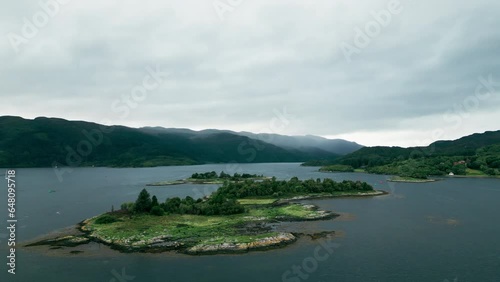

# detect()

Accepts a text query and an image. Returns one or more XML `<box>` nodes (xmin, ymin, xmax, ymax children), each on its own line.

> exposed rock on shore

<box><xmin>185</xmin><ymin>233</ymin><xmax>296</xmax><ymax>255</ymax></box>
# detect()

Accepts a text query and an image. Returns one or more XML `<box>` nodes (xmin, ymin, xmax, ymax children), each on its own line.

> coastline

<box><xmin>24</xmin><ymin>191</ymin><xmax>385</xmax><ymax>256</ymax></box>
<box><xmin>386</xmin><ymin>177</ymin><xmax>438</xmax><ymax>183</ymax></box>
<box><xmin>445</xmin><ymin>175</ymin><xmax>500</xmax><ymax>179</ymax></box>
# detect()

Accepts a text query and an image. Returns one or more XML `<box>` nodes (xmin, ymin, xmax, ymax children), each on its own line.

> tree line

<box><xmin>190</xmin><ymin>171</ymin><xmax>263</xmax><ymax>180</ymax></box>
<box><xmin>120</xmin><ymin>177</ymin><xmax>374</xmax><ymax>217</ymax></box>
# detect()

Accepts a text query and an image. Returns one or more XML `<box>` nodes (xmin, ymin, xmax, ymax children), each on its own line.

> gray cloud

<box><xmin>1</xmin><ymin>0</ymin><xmax>499</xmax><ymax>146</ymax></box>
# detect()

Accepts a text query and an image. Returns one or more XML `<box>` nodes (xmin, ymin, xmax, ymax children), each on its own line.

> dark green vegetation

<box><xmin>147</xmin><ymin>171</ymin><xmax>267</xmax><ymax>186</ymax></box>
<box><xmin>317</xmin><ymin>130</ymin><xmax>500</xmax><ymax>179</ymax></box>
<box><xmin>126</xmin><ymin>177</ymin><xmax>375</xmax><ymax>217</ymax></box>
<box><xmin>190</xmin><ymin>171</ymin><xmax>263</xmax><ymax>180</ymax></box>
<box><xmin>122</xmin><ymin>187</ymin><xmax>246</xmax><ymax>216</ymax></box>
<box><xmin>0</xmin><ymin>116</ymin><xmax>359</xmax><ymax>168</ymax></box>
<box><xmin>319</xmin><ymin>164</ymin><xmax>355</xmax><ymax>172</ymax></box>
<box><xmin>216</xmin><ymin>177</ymin><xmax>374</xmax><ymax>198</ymax></box>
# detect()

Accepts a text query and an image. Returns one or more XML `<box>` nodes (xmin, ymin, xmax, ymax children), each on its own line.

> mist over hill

<box><xmin>0</xmin><ymin>116</ymin><xmax>361</xmax><ymax>168</ymax></box>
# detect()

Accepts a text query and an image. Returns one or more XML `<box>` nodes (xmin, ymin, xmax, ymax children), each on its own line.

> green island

<box><xmin>386</xmin><ymin>176</ymin><xmax>438</xmax><ymax>183</ymax></box>
<box><xmin>147</xmin><ymin>171</ymin><xmax>268</xmax><ymax>186</ymax></box>
<box><xmin>27</xmin><ymin>174</ymin><xmax>385</xmax><ymax>255</ymax></box>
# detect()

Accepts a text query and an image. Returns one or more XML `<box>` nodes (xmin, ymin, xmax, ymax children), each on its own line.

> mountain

<box><xmin>331</xmin><ymin>130</ymin><xmax>500</xmax><ymax>177</ymax></box>
<box><xmin>235</xmin><ymin>132</ymin><xmax>363</xmax><ymax>155</ymax></box>
<box><xmin>141</xmin><ymin>128</ymin><xmax>363</xmax><ymax>155</ymax></box>
<box><xmin>0</xmin><ymin>116</ymin><xmax>354</xmax><ymax>168</ymax></box>
<box><xmin>338</xmin><ymin>130</ymin><xmax>500</xmax><ymax>168</ymax></box>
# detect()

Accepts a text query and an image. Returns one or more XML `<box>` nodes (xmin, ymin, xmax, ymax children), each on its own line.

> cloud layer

<box><xmin>1</xmin><ymin>0</ymin><xmax>499</xmax><ymax>146</ymax></box>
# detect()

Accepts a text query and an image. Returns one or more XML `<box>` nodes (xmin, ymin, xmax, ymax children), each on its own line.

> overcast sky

<box><xmin>1</xmin><ymin>0</ymin><xmax>499</xmax><ymax>147</ymax></box>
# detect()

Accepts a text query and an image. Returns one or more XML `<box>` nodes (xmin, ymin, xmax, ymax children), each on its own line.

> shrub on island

<box><xmin>95</xmin><ymin>214</ymin><xmax>119</xmax><ymax>224</ymax></box>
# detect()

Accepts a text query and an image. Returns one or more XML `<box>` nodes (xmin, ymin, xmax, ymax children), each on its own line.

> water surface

<box><xmin>1</xmin><ymin>163</ymin><xmax>499</xmax><ymax>281</ymax></box>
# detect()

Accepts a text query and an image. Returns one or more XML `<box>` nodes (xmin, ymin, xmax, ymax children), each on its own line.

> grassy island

<box><xmin>28</xmin><ymin>175</ymin><xmax>385</xmax><ymax>255</ymax></box>
<box><xmin>387</xmin><ymin>176</ymin><xmax>438</xmax><ymax>183</ymax></box>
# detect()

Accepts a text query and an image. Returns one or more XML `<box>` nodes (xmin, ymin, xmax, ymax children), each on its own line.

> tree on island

<box><xmin>122</xmin><ymin>177</ymin><xmax>374</xmax><ymax>218</ymax></box>
<box><xmin>151</xmin><ymin>195</ymin><xmax>159</xmax><ymax>207</ymax></box>
<box><xmin>150</xmin><ymin>206</ymin><xmax>164</xmax><ymax>216</ymax></box>
<box><xmin>219</xmin><ymin>171</ymin><xmax>231</xmax><ymax>178</ymax></box>
<box><xmin>134</xmin><ymin>188</ymin><xmax>152</xmax><ymax>213</ymax></box>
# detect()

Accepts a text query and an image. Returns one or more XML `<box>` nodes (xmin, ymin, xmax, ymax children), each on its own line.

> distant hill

<box><xmin>338</xmin><ymin>130</ymin><xmax>500</xmax><ymax>168</ymax></box>
<box><xmin>0</xmin><ymin>116</ymin><xmax>355</xmax><ymax>168</ymax></box>
<box><xmin>235</xmin><ymin>132</ymin><xmax>363</xmax><ymax>155</ymax></box>
<box><xmin>328</xmin><ymin>130</ymin><xmax>500</xmax><ymax>178</ymax></box>
<box><xmin>141</xmin><ymin>128</ymin><xmax>363</xmax><ymax>155</ymax></box>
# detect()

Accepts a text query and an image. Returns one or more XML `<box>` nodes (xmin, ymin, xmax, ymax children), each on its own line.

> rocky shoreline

<box><xmin>276</xmin><ymin>190</ymin><xmax>387</xmax><ymax>203</ymax></box>
<box><xmin>24</xmin><ymin>192</ymin><xmax>386</xmax><ymax>256</ymax></box>
<box><xmin>184</xmin><ymin>233</ymin><xmax>297</xmax><ymax>255</ymax></box>
<box><xmin>25</xmin><ymin>203</ymin><xmax>339</xmax><ymax>255</ymax></box>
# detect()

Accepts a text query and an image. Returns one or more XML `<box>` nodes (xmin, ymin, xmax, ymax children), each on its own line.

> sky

<box><xmin>1</xmin><ymin>0</ymin><xmax>499</xmax><ymax>147</ymax></box>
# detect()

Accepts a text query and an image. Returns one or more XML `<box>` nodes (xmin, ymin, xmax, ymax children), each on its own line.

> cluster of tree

<box><xmin>191</xmin><ymin>171</ymin><xmax>219</xmax><ymax>179</ymax></box>
<box><xmin>121</xmin><ymin>177</ymin><xmax>375</xmax><ymax>217</ymax></box>
<box><xmin>312</xmin><ymin>132</ymin><xmax>500</xmax><ymax>178</ymax></box>
<box><xmin>213</xmin><ymin>177</ymin><xmax>373</xmax><ymax>199</ymax></box>
<box><xmin>362</xmin><ymin>154</ymin><xmax>498</xmax><ymax>179</ymax></box>
<box><xmin>319</xmin><ymin>165</ymin><xmax>354</xmax><ymax>172</ymax></box>
<box><xmin>121</xmin><ymin>188</ymin><xmax>245</xmax><ymax>217</ymax></box>
<box><xmin>190</xmin><ymin>171</ymin><xmax>263</xmax><ymax>180</ymax></box>
<box><xmin>469</xmin><ymin>144</ymin><xmax>500</xmax><ymax>175</ymax></box>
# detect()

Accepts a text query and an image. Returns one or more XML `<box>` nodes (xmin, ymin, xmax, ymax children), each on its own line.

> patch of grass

<box><xmin>94</xmin><ymin>214</ymin><xmax>120</xmax><ymax>224</ymax></box>
<box><xmin>248</xmin><ymin>204</ymin><xmax>320</xmax><ymax>219</ymax></box>
<box><xmin>238</xmin><ymin>199</ymin><xmax>277</xmax><ymax>205</ymax></box>
<box><xmin>84</xmin><ymin>203</ymin><xmax>323</xmax><ymax>247</ymax></box>
<box><xmin>466</xmin><ymin>168</ymin><xmax>487</xmax><ymax>176</ymax></box>
<box><xmin>199</xmin><ymin>232</ymin><xmax>280</xmax><ymax>245</ymax></box>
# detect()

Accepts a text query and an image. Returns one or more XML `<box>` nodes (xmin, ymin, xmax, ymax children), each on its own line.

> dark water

<box><xmin>1</xmin><ymin>163</ymin><xmax>499</xmax><ymax>282</ymax></box>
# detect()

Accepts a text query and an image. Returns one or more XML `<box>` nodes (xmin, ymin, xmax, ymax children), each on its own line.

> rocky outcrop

<box><xmin>184</xmin><ymin>232</ymin><xmax>296</xmax><ymax>255</ymax></box>
<box><xmin>25</xmin><ymin>235</ymin><xmax>90</xmax><ymax>247</ymax></box>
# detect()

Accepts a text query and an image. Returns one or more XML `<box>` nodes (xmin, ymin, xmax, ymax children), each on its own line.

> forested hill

<box><xmin>0</xmin><ymin>116</ymin><xmax>346</xmax><ymax>168</ymax></box>
<box><xmin>330</xmin><ymin>130</ymin><xmax>500</xmax><ymax>177</ymax></box>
